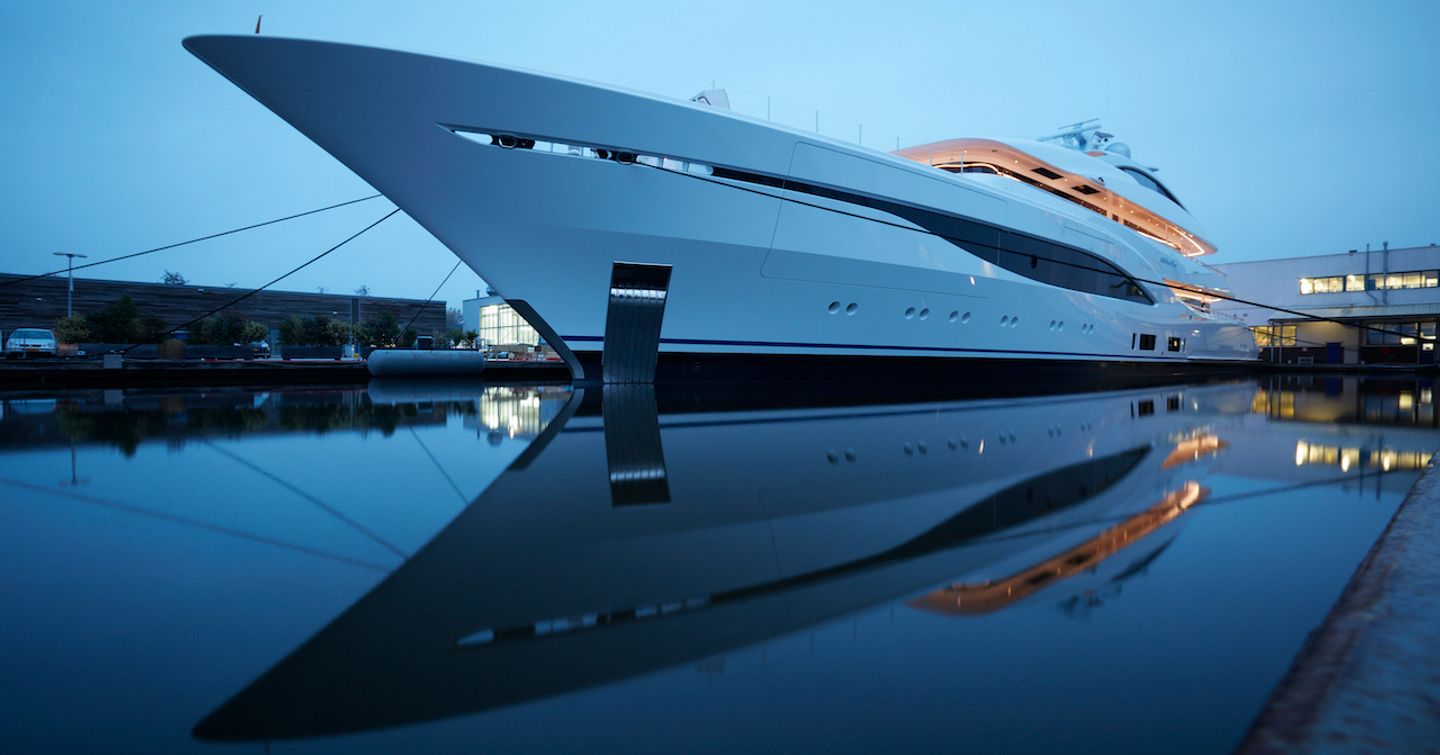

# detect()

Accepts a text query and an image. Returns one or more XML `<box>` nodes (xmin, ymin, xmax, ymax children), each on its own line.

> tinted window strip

<box><xmin>705</xmin><ymin>165</ymin><xmax>1151</xmax><ymax>304</ymax></box>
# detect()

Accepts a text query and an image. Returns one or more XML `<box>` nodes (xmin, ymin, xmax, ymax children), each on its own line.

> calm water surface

<box><xmin>1</xmin><ymin>376</ymin><xmax>1436</xmax><ymax>753</ymax></box>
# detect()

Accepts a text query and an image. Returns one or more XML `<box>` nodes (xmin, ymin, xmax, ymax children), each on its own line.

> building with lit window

<box><xmin>462</xmin><ymin>291</ymin><xmax>542</xmax><ymax>353</ymax></box>
<box><xmin>1212</xmin><ymin>244</ymin><xmax>1440</xmax><ymax>365</ymax></box>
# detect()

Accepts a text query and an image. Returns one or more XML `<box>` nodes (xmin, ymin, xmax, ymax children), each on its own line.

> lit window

<box><xmin>1256</xmin><ymin>325</ymin><xmax>1298</xmax><ymax>347</ymax></box>
<box><xmin>1300</xmin><ymin>276</ymin><xmax>1345</xmax><ymax>294</ymax></box>
<box><xmin>1345</xmin><ymin>274</ymin><xmax>1366</xmax><ymax>291</ymax></box>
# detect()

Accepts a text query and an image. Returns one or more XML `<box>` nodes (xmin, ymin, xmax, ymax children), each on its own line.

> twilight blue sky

<box><xmin>2</xmin><ymin>0</ymin><xmax>1437</xmax><ymax>308</ymax></box>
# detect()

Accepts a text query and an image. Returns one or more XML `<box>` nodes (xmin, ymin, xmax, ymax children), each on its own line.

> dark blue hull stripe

<box><xmin>559</xmin><ymin>335</ymin><xmax>1217</xmax><ymax>363</ymax></box>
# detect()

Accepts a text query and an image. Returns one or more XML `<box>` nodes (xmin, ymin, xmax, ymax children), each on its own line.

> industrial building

<box><xmin>1212</xmin><ymin>244</ymin><xmax>1440</xmax><ymax>365</ymax></box>
<box><xmin>462</xmin><ymin>292</ymin><xmax>544</xmax><ymax>354</ymax></box>
<box><xmin>0</xmin><ymin>272</ymin><xmax>447</xmax><ymax>345</ymax></box>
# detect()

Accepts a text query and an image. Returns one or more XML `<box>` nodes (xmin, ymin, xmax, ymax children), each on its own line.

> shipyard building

<box><xmin>1212</xmin><ymin>244</ymin><xmax>1440</xmax><ymax>365</ymax></box>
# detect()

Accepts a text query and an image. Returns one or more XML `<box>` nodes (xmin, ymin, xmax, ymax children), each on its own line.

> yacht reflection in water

<box><xmin>195</xmin><ymin>379</ymin><xmax>1287</xmax><ymax>743</ymax></box>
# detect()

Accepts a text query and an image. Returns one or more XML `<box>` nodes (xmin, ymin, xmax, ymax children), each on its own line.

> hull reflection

<box><xmin>196</xmin><ymin>383</ymin><xmax>1244</xmax><ymax>742</ymax></box>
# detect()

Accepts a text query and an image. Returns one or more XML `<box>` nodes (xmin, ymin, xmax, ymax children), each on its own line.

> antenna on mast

<box><xmin>1039</xmin><ymin>119</ymin><xmax>1110</xmax><ymax>152</ymax></box>
<box><xmin>255</xmin><ymin>15</ymin><xmax>263</xmax><ymax>34</ymax></box>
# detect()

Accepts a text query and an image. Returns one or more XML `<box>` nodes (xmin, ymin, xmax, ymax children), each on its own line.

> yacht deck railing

<box><xmin>710</xmin><ymin>82</ymin><xmax>908</xmax><ymax>154</ymax></box>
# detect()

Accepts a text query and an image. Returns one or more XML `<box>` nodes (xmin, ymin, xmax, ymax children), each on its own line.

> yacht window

<box><xmin>984</xmin><ymin>231</ymin><xmax>1152</xmax><ymax>305</ymax></box>
<box><xmin>1168</xmin><ymin>337</ymin><xmax>1183</xmax><ymax>352</ymax></box>
<box><xmin>1119</xmin><ymin>167</ymin><xmax>1185</xmax><ymax>208</ymax></box>
<box><xmin>1139</xmin><ymin>334</ymin><xmax>1157</xmax><ymax>350</ymax></box>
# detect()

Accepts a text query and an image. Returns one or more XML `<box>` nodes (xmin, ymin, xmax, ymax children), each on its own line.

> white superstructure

<box><xmin>184</xmin><ymin>36</ymin><xmax>1257</xmax><ymax>381</ymax></box>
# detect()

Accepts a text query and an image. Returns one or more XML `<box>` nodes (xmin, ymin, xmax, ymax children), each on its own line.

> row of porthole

<box><xmin>906</xmin><ymin>308</ymin><xmax>974</xmax><ymax>324</ymax></box>
<box><xmin>831</xmin><ymin>429</ymin><xmax>1049</xmax><ymax>464</ymax></box>
<box><xmin>1050</xmin><ymin>320</ymin><xmax>1099</xmax><ymax>334</ymax></box>
<box><xmin>828</xmin><ymin>301</ymin><xmax>1095</xmax><ymax>335</ymax></box>
<box><xmin>832</xmin><ymin>423</ymin><xmax>1126</xmax><ymax>464</ymax></box>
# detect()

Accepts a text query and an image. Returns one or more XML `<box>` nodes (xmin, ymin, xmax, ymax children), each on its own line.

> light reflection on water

<box><xmin>0</xmin><ymin>375</ymin><xmax>1435</xmax><ymax>753</ymax></box>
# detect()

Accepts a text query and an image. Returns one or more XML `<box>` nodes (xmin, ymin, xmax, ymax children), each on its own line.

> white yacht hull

<box><xmin>184</xmin><ymin>36</ymin><xmax>1258</xmax><ymax>380</ymax></box>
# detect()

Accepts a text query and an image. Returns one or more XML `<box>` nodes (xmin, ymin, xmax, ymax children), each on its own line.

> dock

<box><xmin>1241</xmin><ymin>452</ymin><xmax>1440</xmax><ymax>752</ymax></box>
<box><xmin>0</xmin><ymin>358</ymin><xmax>572</xmax><ymax>388</ymax></box>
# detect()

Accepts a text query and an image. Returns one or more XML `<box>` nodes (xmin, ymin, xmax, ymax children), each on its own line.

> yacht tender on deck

<box><xmin>184</xmin><ymin>36</ymin><xmax>1256</xmax><ymax>381</ymax></box>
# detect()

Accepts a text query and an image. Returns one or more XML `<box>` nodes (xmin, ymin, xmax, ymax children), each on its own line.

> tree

<box><xmin>86</xmin><ymin>295</ymin><xmax>169</xmax><ymax>343</ymax></box>
<box><xmin>355</xmin><ymin>311</ymin><xmax>399</xmax><ymax>346</ymax></box>
<box><xmin>325</xmin><ymin>318</ymin><xmax>351</xmax><ymax>345</ymax></box>
<box><xmin>278</xmin><ymin>315</ymin><xmax>346</xmax><ymax>346</ymax></box>
<box><xmin>277</xmin><ymin>316</ymin><xmax>305</xmax><ymax>346</ymax></box>
<box><xmin>162</xmin><ymin>270</ymin><xmax>187</xmax><ymax>286</ymax></box>
<box><xmin>239</xmin><ymin>320</ymin><xmax>269</xmax><ymax>344</ymax></box>
<box><xmin>53</xmin><ymin>315</ymin><xmax>91</xmax><ymax>344</ymax></box>
<box><xmin>354</xmin><ymin>284</ymin><xmax>370</xmax><ymax>296</ymax></box>
<box><xmin>445</xmin><ymin>307</ymin><xmax>463</xmax><ymax>327</ymax></box>
<box><xmin>190</xmin><ymin>313</ymin><xmax>269</xmax><ymax>345</ymax></box>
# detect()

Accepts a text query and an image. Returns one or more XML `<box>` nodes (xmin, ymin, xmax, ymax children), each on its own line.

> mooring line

<box><xmin>402</xmin><ymin>259</ymin><xmax>464</xmax><ymax>337</ymax></box>
<box><xmin>0</xmin><ymin>476</ymin><xmax>392</xmax><ymax>573</ymax></box>
<box><xmin>204</xmin><ymin>441</ymin><xmax>409</xmax><ymax>559</ymax></box>
<box><xmin>641</xmin><ymin>162</ymin><xmax>1429</xmax><ymax>345</ymax></box>
<box><xmin>0</xmin><ymin>194</ymin><xmax>384</xmax><ymax>289</ymax></box>
<box><xmin>124</xmin><ymin>207</ymin><xmax>401</xmax><ymax>352</ymax></box>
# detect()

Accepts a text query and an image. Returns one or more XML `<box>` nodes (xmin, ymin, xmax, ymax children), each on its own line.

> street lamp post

<box><xmin>52</xmin><ymin>252</ymin><xmax>88</xmax><ymax>318</ymax></box>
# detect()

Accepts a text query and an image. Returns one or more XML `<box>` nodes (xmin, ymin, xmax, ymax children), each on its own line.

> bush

<box><xmin>86</xmin><ymin>296</ymin><xmax>170</xmax><ymax>343</ymax></box>
<box><xmin>240</xmin><ymin>320</ymin><xmax>269</xmax><ymax>344</ymax></box>
<box><xmin>278</xmin><ymin>315</ymin><xmax>346</xmax><ymax>346</ymax></box>
<box><xmin>348</xmin><ymin>311</ymin><xmax>422</xmax><ymax>347</ymax></box>
<box><xmin>325</xmin><ymin>319</ymin><xmax>352</xmax><ymax>345</ymax></box>
<box><xmin>190</xmin><ymin>313</ymin><xmax>269</xmax><ymax>345</ymax></box>
<box><xmin>53</xmin><ymin>315</ymin><xmax>92</xmax><ymax>344</ymax></box>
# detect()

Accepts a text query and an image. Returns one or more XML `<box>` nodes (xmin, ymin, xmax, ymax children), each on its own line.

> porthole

<box><xmin>1000</xmin><ymin>315</ymin><xmax>1010</xmax><ymax>326</ymax></box>
<box><xmin>1057</xmin><ymin>321</ymin><xmax>1064</xmax><ymax>331</ymax></box>
<box><xmin>919</xmin><ymin>308</ymin><xmax>930</xmax><ymax>320</ymax></box>
<box><xmin>1010</xmin><ymin>316</ymin><xmax>1020</xmax><ymax>327</ymax></box>
<box><xmin>948</xmin><ymin>310</ymin><xmax>959</xmax><ymax>323</ymax></box>
<box><xmin>904</xmin><ymin>307</ymin><xmax>916</xmax><ymax>319</ymax></box>
<box><xmin>827</xmin><ymin>301</ymin><xmax>840</xmax><ymax>314</ymax></box>
<box><xmin>961</xmin><ymin>312</ymin><xmax>972</xmax><ymax>324</ymax></box>
<box><xmin>845</xmin><ymin>303</ymin><xmax>858</xmax><ymax>315</ymax></box>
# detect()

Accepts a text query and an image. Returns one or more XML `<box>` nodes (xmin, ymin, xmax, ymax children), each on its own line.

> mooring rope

<box><xmin>402</xmin><ymin>258</ymin><xmax>464</xmax><ymax>338</ymax></box>
<box><xmin>643</xmin><ymin>162</ymin><xmax>1430</xmax><ymax>345</ymax></box>
<box><xmin>0</xmin><ymin>193</ymin><xmax>383</xmax><ymax>289</ymax></box>
<box><xmin>123</xmin><ymin>207</ymin><xmax>401</xmax><ymax>353</ymax></box>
